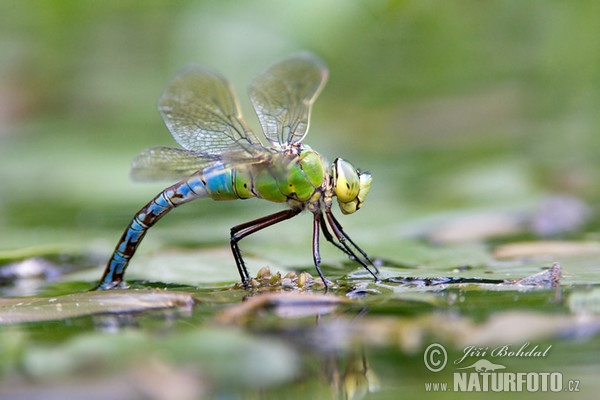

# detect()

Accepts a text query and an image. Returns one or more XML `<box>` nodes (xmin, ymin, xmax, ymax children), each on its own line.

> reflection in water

<box><xmin>338</xmin><ymin>351</ymin><xmax>380</xmax><ymax>400</ymax></box>
<box><xmin>214</xmin><ymin>286</ymin><xmax>381</xmax><ymax>398</ymax></box>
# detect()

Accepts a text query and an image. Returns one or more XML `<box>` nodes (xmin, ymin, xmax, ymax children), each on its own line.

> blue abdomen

<box><xmin>200</xmin><ymin>162</ymin><xmax>237</xmax><ymax>200</ymax></box>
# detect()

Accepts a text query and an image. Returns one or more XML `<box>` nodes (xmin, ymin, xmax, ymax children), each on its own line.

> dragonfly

<box><xmin>97</xmin><ymin>52</ymin><xmax>378</xmax><ymax>290</ymax></box>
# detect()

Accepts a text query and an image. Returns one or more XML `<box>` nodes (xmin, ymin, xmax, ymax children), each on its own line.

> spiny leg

<box><xmin>328</xmin><ymin>212</ymin><xmax>379</xmax><ymax>274</ymax></box>
<box><xmin>318</xmin><ymin>211</ymin><xmax>353</xmax><ymax>258</ymax></box>
<box><xmin>324</xmin><ymin>209</ymin><xmax>379</xmax><ymax>279</ymax></box>
<box><xmin>312</xmin><ymin>212</ymin><xmax>330</xmax><ymax>289</ymax></box>
<box><xmin>231</xmin><ymin>208</ymin><xmax>302</xmax><ymax>287</ymax></box>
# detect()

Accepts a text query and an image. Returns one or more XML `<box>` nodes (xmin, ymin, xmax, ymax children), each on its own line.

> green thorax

<box><xmin>233</xmin><ymin>147</ymin><xmax>327</xmax><ymax>204</ymax></box>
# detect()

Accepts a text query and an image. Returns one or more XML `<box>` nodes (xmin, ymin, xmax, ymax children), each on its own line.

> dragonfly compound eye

<box><xmin>333</xmin><ymin>158</ymin><xmax>359</xmax><ymax>202</ymax></box>
<box><xmin>333</xmin><ymin>158</ymin><xmax>368</xmax><ymax>215</ymax></box>
<box><xmin>357</xmin><ymin>171</ymin><xmax>372</xmax><ymax>206</ymax></box>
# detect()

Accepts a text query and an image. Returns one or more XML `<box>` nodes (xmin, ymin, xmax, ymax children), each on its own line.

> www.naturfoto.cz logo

<box><xmin>422</xmin><ymin>342</ymin><xmax>580</xmax><ymax>393</ymax></box>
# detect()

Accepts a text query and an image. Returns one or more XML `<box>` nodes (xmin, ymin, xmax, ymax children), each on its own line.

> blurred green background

<box><xmin>2</xmin><ymin>1</ymin><xmax>600</xmax><ymax>398</ymax></box>
<box><xmin>0</xmin><ymin>0</ymin><xmax>600</xmax><ymax>248</ymax></box>
<box><xmin>2</xmin><ymin>0</ymin><xmax>600</xmax><ymax>252</ymax></box>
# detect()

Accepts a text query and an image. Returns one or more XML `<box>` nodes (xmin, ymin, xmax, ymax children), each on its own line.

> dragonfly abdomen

<box><xmin>200</xmin><ymin>162</ymin><xmax>238</xmax><ymax>200</ymax></box>
<box><xmin>98</xmin><ymin>178</ymin><xmax>208</xmax><ymax>289</ymax></box>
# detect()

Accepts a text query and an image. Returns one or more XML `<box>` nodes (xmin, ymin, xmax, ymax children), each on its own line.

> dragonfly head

<box><xmin>332</xmin><ymin>158</ymin><xmax>372</xmax><ymax>215</ymax></box>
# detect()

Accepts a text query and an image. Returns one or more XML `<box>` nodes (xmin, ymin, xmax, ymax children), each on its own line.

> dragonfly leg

<box><xmin>312</xmin><ymin>212</ymin><xmax>330</xmax><ymax>289</ymax></box>
<box><xmin>318</xmin><ymin>211</ymin><xmax>353</xmax><ymax>257</ymax></box>
<box><xmin>230</xmin><ymin>208</ymin><xmax>302</xmax><ymax>287</ymax></box>
<box><xmin>324</xmin><ymin>209</ymin><xmax>379</xmax><ymax>279</ymax></box>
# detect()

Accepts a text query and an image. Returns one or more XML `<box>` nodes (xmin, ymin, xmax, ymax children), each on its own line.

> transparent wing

<box><xmin>130</xmin><ymin>146</ymin><xmax>271</xmax><ymax>182</ymax></box>
<box><xmin>130</xmin><ymin>147</ymin><xmax>212</xmax><ymax>181</ymax></box>
<box><xmin>248</xmin><ymin>52</ymin><xmax>328</xmax><ymax>147</ymax></box>
<box><xmin>159</xmin><ymin>66</ymin><xmax>262</xmax><ymax>156</ymax></box>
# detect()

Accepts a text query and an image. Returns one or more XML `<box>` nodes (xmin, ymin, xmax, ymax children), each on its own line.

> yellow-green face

<box><xmin>332</xmin><ymin>158</ymin><xmax>372</xmax><ymax>214</ymax></box>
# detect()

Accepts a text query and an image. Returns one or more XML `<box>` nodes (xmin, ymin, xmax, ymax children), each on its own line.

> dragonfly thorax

<box><xmin>241</xmin><ymin>146</ymin><xmax>329</xmax><ymax>207</ymax></box>
<box><xmin>331</xmin><ymin>158</ymin><xmax>372</xmax><ymax>215</ymax></box>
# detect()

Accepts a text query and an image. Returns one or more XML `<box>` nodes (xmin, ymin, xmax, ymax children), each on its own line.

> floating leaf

<box><xmin>216</xmin><ymin>291</ymin><xmax>349</xmax><ymax>324</ymax></box>
<box><xmin>493</xmin><ymin>241</ymin><xmax>600</xmax><ymax>258</ymax></box>
<box><xmin>0</xmin><ymin>290</ymin><xmax>196</xmax><ymax>324</ymax></box>
<box><xmin>426</xmin><ymin>211</ymin><xmax>524</xmax><ymax>244</ymax></box>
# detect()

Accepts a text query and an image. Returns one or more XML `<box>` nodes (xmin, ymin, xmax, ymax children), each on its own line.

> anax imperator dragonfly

<box><xmin>97</xmin><ymin>52</ymin><xmax>377</xmax><ymax>290</ymax></box>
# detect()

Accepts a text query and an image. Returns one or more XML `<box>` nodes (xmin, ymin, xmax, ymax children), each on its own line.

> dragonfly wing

<box><xmin>130</xmin><ymin>146</ymin><xmax>271</xmax><ymax>182</ymax></box>
<box><xmin>248</xmin><ymin>52</ymin><xmax>328</xmax><ymax>147</ymax></box>
<box><xmin>159</xmin><ymin>66</ymin><xmax>262</xmax><ymax>156</ymax></box>
<box><xmin>130</xmin><ymin>147</ymin><xmax>214</xmax><ymax>182</ymax></box>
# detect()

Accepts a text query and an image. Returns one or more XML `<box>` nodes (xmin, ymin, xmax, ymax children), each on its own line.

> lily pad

<box><xmin>0</xmin><ymin>290</ymin><xmax>196</xmax><ymax>324</ymax></box>
<box><xmin>216</xmin><ymin>291</ymin><xmax>349</xmax><ymax>324</ymax></box>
